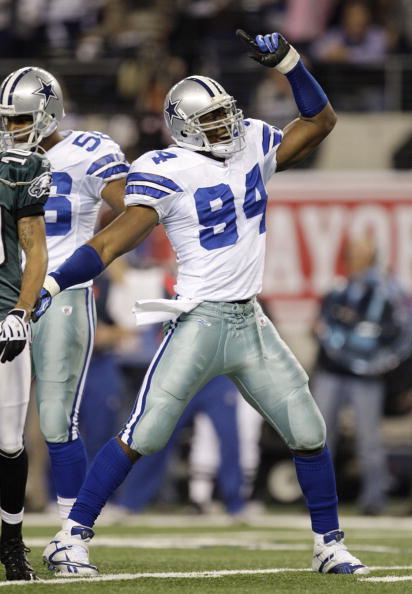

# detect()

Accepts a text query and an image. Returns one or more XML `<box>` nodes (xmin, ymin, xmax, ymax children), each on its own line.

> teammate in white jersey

<box><xmin>0</xmin><ymin>67</ymin><xmax>128</xmax><ymax>525</ymax></box>
<box><xmin>36</xmin><ymin>31</ymin><xmax>368</xmax><ymax>576</ymax></box>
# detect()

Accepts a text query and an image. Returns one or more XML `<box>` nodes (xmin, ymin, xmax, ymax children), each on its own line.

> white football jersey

<box><xmin>45</xmin><ymin>130</ymin><xmax>129</xmax><ymax>288</ymax></box>
<box><xmin>125</xmin><ymin>119</ymin><xmax>282</xmax><ymax>301</ymax></box>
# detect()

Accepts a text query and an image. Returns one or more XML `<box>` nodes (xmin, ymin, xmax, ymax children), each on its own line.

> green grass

<box><xmin>2</xmin><ymin>511</ymin><xmax>412</xmax><ymax>593</ymax></box>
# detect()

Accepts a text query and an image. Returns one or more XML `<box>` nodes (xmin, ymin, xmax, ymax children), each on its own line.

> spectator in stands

<box><xmin>310</xmin><ymin>235</ymin><xmax>412</xmax><ymax>515</ymax></box>
<box><xmin>0</xmin><ymin>0</ymin><xmax>15</xmax><ymax>57</ymax></box>
<box><xmin>311</xmin><ymin>0</ymin><xmax>388</xmax><ymax>64</ymax></box>
<box><xmin>283</xmin><ymin>0</ymin><xmax>339</xmax><ymax>52</ymax></box>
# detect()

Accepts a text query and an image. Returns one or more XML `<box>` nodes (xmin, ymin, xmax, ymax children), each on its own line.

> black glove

<box><xmin>31</xmin><ymin>288</ymin><xmax>52</xmax><ymax>322</ymax></box>
<box><xmin>236</xmin><ymin>29</ymin><xmax>291</xmax><ymax>69</ymax></box>
<box><xmin>0</xmin><ymin>309</ymin><xmax>30</xmax><ymax>363</ymax></box>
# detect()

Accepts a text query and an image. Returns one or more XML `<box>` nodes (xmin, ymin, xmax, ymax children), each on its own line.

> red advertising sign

<box><xmin>263</xmin><ymin>171</ymin><xmax>412</xmax><ymax>328</ymax></box>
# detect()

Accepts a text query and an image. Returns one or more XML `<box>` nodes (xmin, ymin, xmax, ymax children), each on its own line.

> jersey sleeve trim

<box><xmin>262</xmin><ymin>124</ymin><xmax>283</xmax><ymax>155</ymax></box>
<box><xmin>126</xmin><ymin>172</ymin><xmax>183</xmax><ymax>200</ymax></box>
<box><xmin>86</xmin><ymin>153</ymin><xmax>129</xmax><ymax>179</ymax></box>
<box><xmin>15</xmin><ymin>203</ymin><xmax>45</xmax><ymax>220</ymax></box>
<box><xmin>126</xmin><ymin>185</ymin><xmax>169</xmax><ymax>199</ymax></box>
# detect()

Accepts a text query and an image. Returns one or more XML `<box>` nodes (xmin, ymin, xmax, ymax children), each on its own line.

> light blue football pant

<box><xmin>31</xmin><ymin>288</ymin><xmax>96</xmax><ymax>442</ymax></box>
<box><xmin>119</xmin><ymin>299</ymin><xmax>326</xmax><ymax>455</ymax></box>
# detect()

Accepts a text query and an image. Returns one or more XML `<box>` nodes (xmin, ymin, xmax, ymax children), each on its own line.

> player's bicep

<box><xmin>89</xmin><ymin>205</ymin><xmax>158</xmax><ymax>264</ymax></box>
<box><xmin>17</xmin><ymin>215</ymin><xmax>47</xmax><ymax>258</ymax></box>
<box><xmin>101</xmin><ymin>177</ymin><xmax>127</xmax><ymax>214</ymax></box>
<box><xmin>276</xmin><ymin>103</ymin><xmax>336</xmax><ymax>171</ymax></box>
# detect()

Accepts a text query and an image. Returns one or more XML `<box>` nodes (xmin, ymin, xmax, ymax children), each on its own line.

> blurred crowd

<box><xmin>0</xmin><ymin>0</ymin><xmax>411</xmax><ymax>162</ymax></box>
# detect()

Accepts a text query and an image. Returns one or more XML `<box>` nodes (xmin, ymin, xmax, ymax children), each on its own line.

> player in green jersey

<box><xmin>0</xmin><ymin>148</ymin><xmax>50</xmax><ymax>581</ymax></box>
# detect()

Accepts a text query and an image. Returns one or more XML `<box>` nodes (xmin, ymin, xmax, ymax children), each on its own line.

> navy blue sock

<box><xmin>69</xmin><ymin>438</ymin><xmax>133</xmax><ymax>528</ymax></box>
<box><xmin>293</xmin><ymin>446</ymin><xmax>339</xmax><ymax>535</ymax></box>
<box><xmin>47</xmin><ymin>439</ymin><xmax>87</xmax><ymax>499</ymax></box>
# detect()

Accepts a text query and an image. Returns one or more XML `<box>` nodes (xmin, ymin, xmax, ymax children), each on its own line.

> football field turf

<box><xmin>2</xmin><ymin>510</ymin><xmax>412</xmax><ymax>593</ymax></box>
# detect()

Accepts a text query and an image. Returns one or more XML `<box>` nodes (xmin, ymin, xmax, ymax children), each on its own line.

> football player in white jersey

<box><xmin>36</xmin><ymin>31</ymin><xmax>368</xmax><ymax>576</ymax></box>
<box><xmin>0</xmin><ymin>67</ymin><xmax>128</xmax><ymax>526</ymax></box>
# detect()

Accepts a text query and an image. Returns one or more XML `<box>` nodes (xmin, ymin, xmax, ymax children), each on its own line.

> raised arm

<box><xmin>236</xmin><ymin>29</ymin><xmax>337</xmax><ymax>171</ymax></box>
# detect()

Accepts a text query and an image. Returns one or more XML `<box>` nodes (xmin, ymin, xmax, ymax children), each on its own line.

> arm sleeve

<box><xmin>82</xmin><ymin>141</ymin><xmax>129</xmax><ymax>199</ymax></box>
<box><xmin>124</xmin><ymin>169</ymin><xmax>183</xmax><ymax>222</ymax></box>
<box><xmin>15</xmin><ymin>203</ymin><xmax>45</xmax><ymax>219</ymax></box>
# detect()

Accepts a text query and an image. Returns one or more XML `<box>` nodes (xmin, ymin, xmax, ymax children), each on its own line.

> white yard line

<box><xmin>360</xmin><ymin>576</ymin><xmax>412</xmax><ymax>583</ymax></box>
<box><xmin>1</xmin><ymin>566</ymin><xmax>412</xmax><ymax>587</ymax></box>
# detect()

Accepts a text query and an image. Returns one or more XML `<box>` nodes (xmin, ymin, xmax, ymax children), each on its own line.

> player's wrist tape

<box><xmin>285</xmin><ymin>59</ymin><xmax>328</xmax><ymax>118</ymax></box>
<box><xmin>48</xmin><ymin>244</ymin><xmax>105</xmax><ymax>293</ymax></box>
<box><xmin>43</xmin><ymin>275</ymin><xmax>62</xmax><ymax>297</ymax></box>
<box><xmin>275</xmin><ymin>45</ymin><xmax>300</xmax><ymax>74</ymax></box>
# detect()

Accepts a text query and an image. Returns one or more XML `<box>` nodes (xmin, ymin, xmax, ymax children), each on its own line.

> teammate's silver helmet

<box><xmin>164</xmin><ymin>76</ymin><xmax>246</xmax><ymax>158</ymax></box>
<box><xmin>0</xmin><ymin>66</ymin><xmax>65</xmax><ymax>151</ymax></box>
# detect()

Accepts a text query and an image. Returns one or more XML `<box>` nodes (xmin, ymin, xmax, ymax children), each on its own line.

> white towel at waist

<box><xmin>132</xmin><ymin>298</ymin><xmax>201</xmax><ymax>326</ymax></box>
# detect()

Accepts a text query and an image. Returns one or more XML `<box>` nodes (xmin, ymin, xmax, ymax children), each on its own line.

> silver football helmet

<box><xmin>0</xmin><ymin>66</ymin><xmax>65</xmax><ymax>151</ymax></box>
<box><xmin>164</xmin><ymin>76</ymin><xmax>245</xmax><ymax>158</ymax></box>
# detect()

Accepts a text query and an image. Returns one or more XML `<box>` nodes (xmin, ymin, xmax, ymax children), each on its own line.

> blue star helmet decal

<box><xmin>165</xmin><ymin>98</ymin><xmax>182</xmax><ymax>124</ymax></box>
<box><xmin>32</xmin><ymin>77</ymin><xmax>58</xmax><ymax>107</ymax></box>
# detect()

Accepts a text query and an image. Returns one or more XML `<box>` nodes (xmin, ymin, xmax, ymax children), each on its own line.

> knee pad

<box><xmin>287</xmin><ymin>386</ymin><xmax>327</xmax><ymax>451</ymax></box>
<box><xmin>0</xmin><ymin>445</ymin><xmax>24</xmax><ymax>458</ymax></box>
<box><xmin>38</xmin><ymin>399</ymin><xmax>70</xmax><ymax>442</ymax></box>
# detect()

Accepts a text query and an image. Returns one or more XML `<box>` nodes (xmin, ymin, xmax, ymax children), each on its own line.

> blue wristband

<box><xmin>50</xmin><ymin>244</ymin><xmax>104</xmax><ymax>291</ymax></box>
<box><xmin>286</xmin><ymin>59</ymin><xmax>328</xmax><ymax>118</ymax></box>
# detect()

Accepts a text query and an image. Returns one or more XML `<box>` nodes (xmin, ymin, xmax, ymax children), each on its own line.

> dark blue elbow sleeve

<box><xmin>50</xmin><ymin>244</ymin><xmax>105</xmax><ymax>291</ymax></box>
<box><xmin>286</xmin><ymin>59</ymin><xmax>328</xmax><ymax>118</ymax></box>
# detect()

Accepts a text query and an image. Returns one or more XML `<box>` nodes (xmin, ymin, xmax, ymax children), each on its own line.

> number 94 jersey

<box><xmin>125</xmin><ymin>118</ymin><xmax>283</xmax><ymax>301</ymax></box>
<box><xmin>45</xmin><ymin>130</ymin><xmax>129</xmax><ymax>286</ymax></box>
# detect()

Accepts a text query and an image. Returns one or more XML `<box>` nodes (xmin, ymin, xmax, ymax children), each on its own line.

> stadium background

<box><xmin>4</xmin><ymin>0</ymin><xmax>412</xmax><ymax>509</ymax></box>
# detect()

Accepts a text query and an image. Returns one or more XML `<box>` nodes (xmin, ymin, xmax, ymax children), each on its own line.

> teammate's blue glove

<box><xmin>236</xmin><ymin>29</ymin><xmax>299</xmax><ymax>72</ymax></box>
<box><xmin>0</xmin><ymin>309</ymin><xmax>31</xmax><ymax>363</ymax></box>
<box><xmin>31</xmin><ymin>288</ymin><xmax>52</xmax><ymax>322</ymax></box>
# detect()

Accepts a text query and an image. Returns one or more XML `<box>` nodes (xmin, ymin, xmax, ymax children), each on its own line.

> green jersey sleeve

<box><xmin>0</xmin><ymin>150</ymin><xmax>51</xmax><ymax>219</ymax></box>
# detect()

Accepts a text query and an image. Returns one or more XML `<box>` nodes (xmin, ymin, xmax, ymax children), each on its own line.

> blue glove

<box><xmin>236</xmin><ymin>29</ymin><xmax>291</xmax><ymax>68</ymax></box>
<box><xmin>0</xmin><ymin>309</ymin><xmax>30</xmax><ymax>363</ymax></box>
<box><xmin>31</xmin><ymin>288</ymin><xmax>52</xmax><ymax>322</ymax></box>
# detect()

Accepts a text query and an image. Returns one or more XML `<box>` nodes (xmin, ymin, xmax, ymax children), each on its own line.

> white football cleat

<box><xmin>43</xmin><ymin>525</ymin><xmax>98</xmax><ymax>577</ymax></box>
<box><xmin>312</xmin><ymin>530</ymin><xmax>369</xmax><ymax>575</ymax></box>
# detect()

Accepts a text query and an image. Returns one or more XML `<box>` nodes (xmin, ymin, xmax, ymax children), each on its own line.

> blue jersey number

<box><xmin>152</xmin><ymin>151</ymin><xmax>177</xmax><ymax>165</ymax></box>
<box><xmin>195</xmin><ymin>184</ymin><xmax>239</xmax><ymax>250</ymax></box>
<box><xmin>244</xmin><ymin>163</ymin><xmax>268</xmax><ymax>234</ymax></box>
<box><xmin>194</xmin><ymin>164</ymin><xmax>267</xmax><ymax>250</ymax></box>
<box><xmin>72</xmin><ymin>131</ymin><xmax>111</xmax><ymax>152</ymax></box>
<box><xmin>45</xmin><ymin>172</ymin><xmax>73</xmax><ymax>236</ymax></box>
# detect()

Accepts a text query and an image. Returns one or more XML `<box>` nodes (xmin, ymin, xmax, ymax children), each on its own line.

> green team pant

<box><xmin>119</xmin><ymin>299</ymin><xmax>326</xmax><ymax>455</ymax></box>
<box><xmin>31</xmin><ymin>287</ymin><xmax>96</xmax><ymax>443</ymax></box>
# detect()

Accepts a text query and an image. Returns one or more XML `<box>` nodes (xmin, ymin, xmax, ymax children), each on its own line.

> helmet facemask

<box><xmin>184</xmin><ymin>98</ymin><xmax>246</xmax><ymax>158</ymax></box>
<box><xmin>0</xmin><ymin>103</ymin><xmax>57</xmax><ymax>152</ymax></box>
